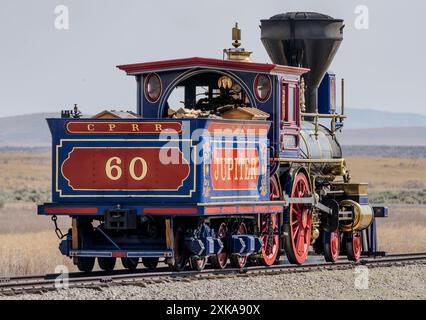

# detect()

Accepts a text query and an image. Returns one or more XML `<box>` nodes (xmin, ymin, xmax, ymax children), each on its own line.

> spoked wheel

<box><xmin>284</xmin><ymin>172</ymin><xmax>313</xmax><ymax>265</ymax></box>
<box><xmin>98</xmin><ymin>257</ymin><xmax>116</xmax><ymax>272</ymax></box>
<box><xmin>258</xmin><ymin>175</ymin><xmax>282</xmax><ymax>266</ymax></box>
<box><xmin>323</xmin><ymin>229</ymin><xmax>341</xmax><ymax>263</ymax></box>
<box><xmin>211</xmin><ymin>222</ymin><xmax>228</xmax><ymax>269</ymax></box>
<box><xmin>230</xmin><ymin>222</ymin><xmax>248</xmax><ymax>268</ymax></box>
<box><xmin>121</xmin><ymin>257</ymin><xmax>139</xmax><ymax>271</ymax></box>
<box><xmin>346</xmin><ymin>230</ymin><xmax>362</xmax><ymax>262</ymax></box>
<box><xmin>76</xmin><ymin>257</ymin><xmax>95</xmax><ymax>273</ymax></box>
<box><xmin>142</xmin><ymin>257</ymin><xmax>159</xmax><ymax>270</ymax></box>
<box><xmin>190</xmin><ymin>257</ymin><xmax>207</xmax><ymax>271</ymax></box>
<box><xmin>168</xmin><ymin>224</ymin><xmax>188</xmax><ymax>271</ymax></box>
<box><xmin>259</xmin><ymin>214</ymin><xmax>279</xmax><ymax>266</ymax></box>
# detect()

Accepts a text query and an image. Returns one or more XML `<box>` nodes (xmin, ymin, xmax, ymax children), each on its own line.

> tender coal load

<box><xmin>260</xmin><ymin>12</ymin><xmax>344</xmax><ymax>113</ymax></box>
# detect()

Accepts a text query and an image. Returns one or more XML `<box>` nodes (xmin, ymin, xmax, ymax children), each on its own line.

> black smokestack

<box><xmin>260</xmin><ymin>12</ymin><xmax>344</xmax><ymax>114</ymax></box>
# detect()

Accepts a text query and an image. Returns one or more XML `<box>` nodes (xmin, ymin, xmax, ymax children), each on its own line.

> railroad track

<box><xmin>1</xmin><ymin>252</ymin><xmax>425</xmax><ymax>296</ymax></box>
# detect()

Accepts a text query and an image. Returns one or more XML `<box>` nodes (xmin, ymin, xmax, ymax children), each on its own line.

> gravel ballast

<box><xmin>2</xmin><ymin>263</ymin><xmax>425</xmax><ymax>300</ymax></box>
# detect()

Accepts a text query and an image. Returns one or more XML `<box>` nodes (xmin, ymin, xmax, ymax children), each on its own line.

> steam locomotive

<box><xmin>39</xmin><ymin>12</ymin><xmax>387</xmax><ymax>272</ymax></box>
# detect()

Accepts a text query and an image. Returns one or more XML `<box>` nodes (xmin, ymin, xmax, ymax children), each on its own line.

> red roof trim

<box><xmin>117</xmin><ymin>57</ymin><xmax>309</xmax><ymax>76</ymax></box>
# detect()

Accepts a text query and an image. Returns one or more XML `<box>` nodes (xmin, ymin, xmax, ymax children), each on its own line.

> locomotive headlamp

<box><xmin>254</xmin><ymin>74</ymin><xmax>271</xmax><ymax>102</ymax></box>
<box><xmin>145</xmin><ymin>73</ymin><xmax>162</xmax><ymax>102</ymax></box>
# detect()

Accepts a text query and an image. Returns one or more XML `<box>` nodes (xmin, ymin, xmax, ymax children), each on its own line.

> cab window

<box><xmin>282</xmin><ymin>82</ymin><xmax>298</xmax><ymax>123</ymax></box>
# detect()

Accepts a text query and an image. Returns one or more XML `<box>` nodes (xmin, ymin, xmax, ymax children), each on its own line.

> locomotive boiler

<box><xmin>39</xmin><ymin>12</ymin><xmax>387</xmax><ymax>272</ymax></box>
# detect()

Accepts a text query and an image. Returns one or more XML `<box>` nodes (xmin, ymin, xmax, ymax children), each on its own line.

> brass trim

<box><xmin>332</xmin><ymin>182</ymin><xmax>369</xmax><ymax>196</ymax></box>
<box><xmin>72</xmin><ymin>218</ymin><xmax>78</xmax><ymax>250</ymax></box>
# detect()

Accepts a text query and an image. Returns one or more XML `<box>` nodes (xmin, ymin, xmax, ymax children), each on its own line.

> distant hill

<box><xmin>0</xmin><ymin>113</ymin><xmax>58</xmax><ymax>147</ymax></box>
<box><xmin>343</xmin><ymin>108</ymin><xmax>426</xmax><ymax>129</ymax></box>
<box><xmin>0</xmin><ymin>109</ymin><xmax>425</xmax><ymax>147</ymax></box>
<box><xmin>338</xmin><ymin>127</ymin><xmax>426</xmax><ymax>146</ymax></box>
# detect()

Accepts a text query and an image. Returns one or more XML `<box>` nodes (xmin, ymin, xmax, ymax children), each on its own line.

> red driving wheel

<box><xmin>346</xmin><ymin>230</ymin><xmax>362</xmax><ymax>262</ymax></box>
<box><xmin>258</xmin><ymin>175</ymin><xmax>281</xmax><ymax>266</ymax></box>
<box><xmin>190</xmin><ymin>257</ymin><xmax>207</xmax><ymax>271</ymax></box>
<box><xmin>230</xmin><ymin>222</ymin><xmax>248</xmax><ymax>268</ymax></box>
<box><xmin>259</xmin><ymin>213</ymin><xmax>279</xmax><ymax>266</ymax></box>
<box><xmin>284</xmin><ymin>172</ymin><xmax>313</xmax><ymax>265</ymax></box>
<box><xmin>324</xmin><ymin>229</ymin><xmax>341</xmax><ymax>263</ymax></box>
<box><xmin>210</xmin><ymin>222</ymin><xmax>228</xmax><ymax>269</ymax></box>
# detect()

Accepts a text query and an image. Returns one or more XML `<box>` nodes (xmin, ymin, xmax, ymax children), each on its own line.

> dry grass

<box><xmin>345</xmin><ymin>156</ymin><xmax>426</xmax><ymax>192</ymax></box>
<box><xmin>0</xmin><ymin>203</ymin><xmax>73</xmax><ymax>276</ymax></box>
<box><xmin>377</xmin><ymin>208</ymin><xmax>426</xmax><ymax>253</ymax></box>
<box><xmin>0</xmin><ymin>152</ymin><xmax>50</xmax><ymax>192</ymax></box>
<box><xmin>0</xmin><ymin>231</ymin><xmax>74</xmax><ymax>276</ymax></box>
<box><xmin>0</xmin><ymin>203</ymin><xmax>67</xmax><ymax>234</ymax></box>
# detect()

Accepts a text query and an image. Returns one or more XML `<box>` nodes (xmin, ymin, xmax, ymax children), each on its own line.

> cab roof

<box><xmin>117</xmin><ymin>57</ymin><xmax>309</xmax><ymax>76</ymax></box>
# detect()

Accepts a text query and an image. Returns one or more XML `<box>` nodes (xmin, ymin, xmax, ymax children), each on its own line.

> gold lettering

<box><xmin>245</xmin><ymin>158</ymin><xmax>251</xmax><ymax>180</ymax></box>
<box><xmin>105</xmin><ymin>157</ymin><xmax>122</xmax><ymax>180</ymax></box>
<box><xmin>226</xmin><ymin>158</ymin><xmax>233</xmax><ymax>180</ymax></box>
<box><xmin>87</xmin><ymin>124</ymin><xmax>95</xmax><ymax>132</ymax></box>
<box><xmin>213</xmin><ymin>151</ymin><xmax>260</xmax><ymax>184</ymax></box>
<box><xmin>214</xmin><ymin>158</ymin><xmax>220</xmax><ymax>181</ymax></box>
<box><xmin>220</xmin><ymin>158</ymin><xmax>227</xmax><ymax>181</ymax></box>
<box><xmin>132</xmin><ymin>123</ymin><xmax>140</xmax><ymax>132</ymax></box>
<box><xmin>155</xmin><ymin>124</ymin><xmax>163</xmax><ymax>132</ymax></box>
<box><xmin>239</xmin><ymin>159</ymin><xmax>245</xmax><ymax>180</ymax></box>
<box><xmin>234</xmin><ymin>158</ymin><xmax>239</xmax><ymax>180</ymax></box>
<box><xmin>108</xmin><ymin>124</ymin><xmax>116</xmax><ymax>132</ymax></box>
<box><xmin>129</xmin><ymin>157</ymin><xmax>148</xmax><ymax>181</ymax></box>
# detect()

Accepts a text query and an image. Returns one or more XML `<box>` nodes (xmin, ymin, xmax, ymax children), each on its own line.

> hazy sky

<box><xmin>0</xmin><ymin>0</ymin><xmax>425</xmax><ymax>117</ymax></box>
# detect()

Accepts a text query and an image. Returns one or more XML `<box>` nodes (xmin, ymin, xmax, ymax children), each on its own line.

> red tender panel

<box><xmin>211</xmin><ymin>148</ymin><xmax>260</xmax><ymax>191</ymax></box>
<box><xmin>44</xmin><ymin>207</ymin><xmax>98</xmax><ymax>214</ymax></box>
<box><xmin>61</xmin><ymin>147</ymin><xmax>190</xmax><ymax>190</ymax></box>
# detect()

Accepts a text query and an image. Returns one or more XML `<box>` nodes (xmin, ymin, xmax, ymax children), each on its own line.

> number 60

<box><xmin>105</xmin><ymin>157</ymin><xmax>148</xmax><ymax>181</ymax></box>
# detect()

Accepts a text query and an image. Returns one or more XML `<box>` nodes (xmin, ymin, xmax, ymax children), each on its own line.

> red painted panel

<box><xmin>269</xmin><ymin>205</ymin><xmax>284</xmax><ymax>212</ymax></box>
<box><xmin>211</xmin><ymin>148</ymin><xmax>260</xmax><ymax>190</ymax></box>
<box><xmin>44</xmin><ymin>207</ymin><xmax>98</xmax><ymax>214</ymax></box>
<box><xmin>144</xmin><ymin>208</ymin><xmax>197</xmax><ymax>215</ymax></box>
<box><xmin>117</xmin><ymin>57</ymin><xmax>309</xmax><ymax>76</ymax></box>
<box><xmin>61</xmin><ymin>147</ymin><xmax>190</xmax><ymax>190</ymax></box>
<box><xmin>256</xmin><ymin>206</ymin><xmax>269</xmax><ymax>212</ymax></box>
<box><xmin>112</xmin><ymin>252</ymin><xmax>127</xmax><ymax>258</ymax></box>
<box><xmin>222</xmin><ymin>207</ymin><xmax>237</xmax><ymax>214</ymax></box>
<box><xmin>205</xmin><ymin>207</ymin><xmax>222</xmax><ymax>214</ymax></box>
<box><xmin>66</xmin><ymin>121</ymin><xmax>181</xmax><ymax>134</ymax></box>
<box><xmin>207</xmin><ymin>122</ymin><xmax>270</xmax><ymax>136</ymax></box>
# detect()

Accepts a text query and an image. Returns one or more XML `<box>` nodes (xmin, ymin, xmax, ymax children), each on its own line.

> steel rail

<box><xmin>0</xmin><ymin>253</ymin><xmax>425</xmax><ymax>295</ymax></box>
